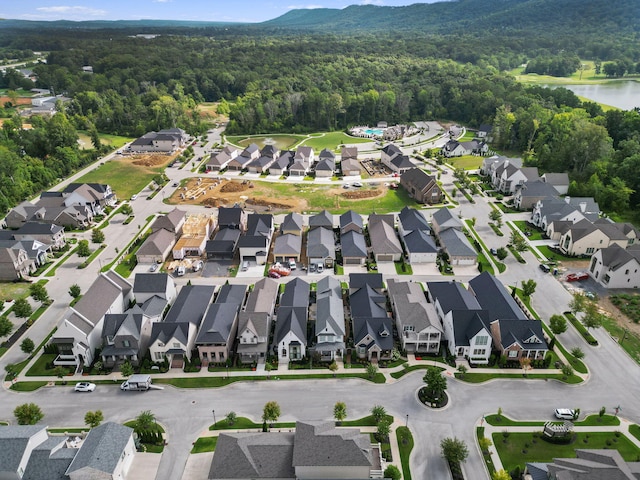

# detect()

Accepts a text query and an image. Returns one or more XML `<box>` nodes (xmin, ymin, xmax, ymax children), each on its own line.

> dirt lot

<box><xmin>167</xmin><ymin>178</ymin><xmax>388</xmax><ymax>213</ymax></box>
<box><xmin>129</xmin><ymin>154</ymin><xmax>174</xmax><ymax>167</ymax></box>
<box><xmin>0</xmin><ymin>96</ymin><xmax>32</xmax><ymax>106</ymax></box>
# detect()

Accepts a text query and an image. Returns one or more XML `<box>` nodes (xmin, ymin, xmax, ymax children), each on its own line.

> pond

<box><xmin>542</xmin><ymin>81</ymin><xmax>640</xmax><ymax>110</ymax></box>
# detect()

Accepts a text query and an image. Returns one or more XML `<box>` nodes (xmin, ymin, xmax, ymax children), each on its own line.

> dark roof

<box><xmin>340</xmin><ymin>230</ymin><xmax>367</xmax><ymax>258</ymax></box>
<box><xmin>399</xmin><ymin>206</ymin><xmax>430</xmax><ymax>232</ymax></box>
<box><xmin>517</xmin><ymin>180</ymin><xmax>559</xmax><ymax>199</ymax></box>
<box><xmin>400</xmin><ymin>168</ymin><xmax>438</xmax><ymax>192</ymax></box>
<box><xmin>307</xmin><ymin>226</ymin><xmax>335</xmax><ymax>259</ymax></box>
<box><xmin>196</xmin><ymin>303</ymin><xmax>240</xmax><ymax>344</ymax></box>
<box><xmin>293</xmin><ymin>421</ymin><xmax>372</xmax><ymax>468</ymax></box>
<box><xmin>151</xmin><ymin>208</ymin><xmax>185</xmax><ymax>232</ymax></box>
<box><xmin>149</xmin><ymin>322</ymin><xmax>189</xmax><ymax>346</ymax></box>
<box><xmin>432</xmin><ymin>207</ymin><xmax>463</xmax><ymax>231</ymax></box>
<box><xmin>350</xmin><ymin>283</ymin><xmax>387</xmax><ymax>319</ymax></box>
<box><xmin>427</xmin><ymin>281</ymin><xmax>480</xmax><ymax>315</ymax></box>
<box><xmin>353</xmin><ymin>316</ymin><xmax>394</xmax><ymax>351</ymax></box>
<box><xmin>403</xmin><ymin>230</ymin><xmax>437</xmax><ymax>253</ymax></box>
<box><xmin>16</xmin><ymin>222</ymin><xmax>64</xmax><ymax>235</ymax></box>
<box><xmin>62</xmin><ymin>183</ymin><xmax>110</xmax><ymax>194</ymax></box>
<box><xmin>390</xmin><ymin>155</ymin><xmax>414</xmax><ymax>169</ymax></box>
<box><xmin>308</xmin><ymin>210</ymin><xmax>333</xmax><ymax>229</ymax></box>
<box><xmin>339</xmin><ymin>210</ymin><xmax>363</xmax><ymax>231</ymax></box>
<box><xmin>164</xmin><ymin>285</ymin><xmax>215</xmax><ymax>325</ymax></box>
<box><xmin>598</xmin><ymin>243</ymin><xmax>640</xmax><ymax>270</ymax></box>
<box><xmin>439</xmin><ymin>228</ymin><xmax>476</xmax><ymax>257</ymax></box>
<box><xmin>280</xmin><ymin>277</ymin><xmax>310</xmax><ymax>308</ymax></box>
<box><xmin>315</xmin><ymin>158</ymin><xmax>335</xmax><ymax>171</ymax></box>
<box><xmin>494</xmin><ymin>319</ymin><xmax>548</xmax><ymax>351</ymax></box>
<box><xmin>469</xmin><ymin>272</ymin><xmax>527</xmax><ymax>321</ymax></box>
<box><xmin>217</xmin><ymin>207</ymin><xmax>244</xmax><ymax>229</ymax></box>
<box><xmin>206</xmin><ymin>227</ymin><xmax>241</xmax><ymax>254</ymax></box>
<box><xmin>274</xmin><ymin>234</ymin><xmax>302</xmax><ymax>256</ymax></box>
<box><xmin>281</xmin><ymin>212</ymin><xmax>303</xmax><ymax>233</ymax></box>
<box><xmin>65</xmin><ymin>422</ymin><xmax>133</xmax><ymax>476</ymax></box>
<box><xmin>215</xmin><ymin>284</ymin><xmax>247</xmax><ymax>306</ymax></box>
<box><xmin>0</xmin><ymin>425</ymin><xmax>46</xmax><ymax>474</ymax></box>
<box><xmin>349</xmin><ymin>273</ymin><xmax>383</xmax><ymax>290</ymax></box>
<box><xmin>450</xmin><ymin>309</ymin><xmax>491</xmax><ymax>347</ymax></box>
<box><xmin>246</xmin><ymin>214</ymin><xmax>273</xmax><ymax>236</ymax></box>
<box><xmin>133</xmin><ymin>273</ymin><xmax>170</xmax><ymax>294</ymax></box>
<box><xmin>275</xmin><ymin>306</ymin><xmax>308</xmax><ymax>345</ymax></box>
<box><xmin>382</xmin><ymin>144</ymin><xmax>402</xmax><ymax>158</ymax></box>
<box><xmin>23</xmin><ymin>436</ymin><xmax>76</xmax><ymax>480</ymax></box>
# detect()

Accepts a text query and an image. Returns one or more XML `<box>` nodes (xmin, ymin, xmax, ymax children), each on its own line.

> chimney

<box><xmin>504</xmin><ymin>159</ymin><xmax>509</xmax><ymax>168</ymax></box>
<box><xmin>565</xmin><ymin>196</ymin><xmax>570</xmax><ymax>204</ymax></box>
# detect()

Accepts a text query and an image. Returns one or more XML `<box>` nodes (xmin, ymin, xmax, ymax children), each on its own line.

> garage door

<box><xmin>344</xmin><ymin>258</ymin><xmax>362</xmax><ymax>265</ymax></box>
<box><xmin>377</xmin><ymin>255</ymin><xmax>394</xmax><ymax>262</ymax></box>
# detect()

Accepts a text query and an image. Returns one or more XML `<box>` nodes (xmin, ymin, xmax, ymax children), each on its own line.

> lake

<box><xmin>542</xmin><ymin>81</ymin><xmax>640</xmax><ymax>110</ymax></box>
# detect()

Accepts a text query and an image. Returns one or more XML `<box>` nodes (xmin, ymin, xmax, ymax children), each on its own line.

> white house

<box><xmin>442</xmin><ymin>309</ymin><xmax>492</xmax><ymax>364</ymax></box>
<box><xmin>589</xmin><ymin>244</ymin><xmax>640</xmax><ymax>288</ymax></box>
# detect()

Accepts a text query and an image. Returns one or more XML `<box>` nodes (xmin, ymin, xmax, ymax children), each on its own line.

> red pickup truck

<box><xmin>565</xmin><ymin>272</ymin><xmax>589</xmax><ymax>282</ymax></box>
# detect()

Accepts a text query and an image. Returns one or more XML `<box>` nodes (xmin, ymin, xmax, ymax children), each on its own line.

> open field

<box><xmin>226</xmin><ymin>132</ymin><xmax>373</xmax><ymax>153</ymax></box>
<box><xmin>77</xmin><ymin>131</ymin><xmax>134</xmax><ymax>150</ymax></box>
<box><xmin>508</xmin><ymin>60</ymin><xmax>640</xmax><ymax>85</ymax></box>
<box><xmin>75</xmin><ymin>154</ymin><xmax>174</xmax><ymax>200</ymax></box>
<box><xmin>166</xmin><ymin>177</ymin><xmax>415</xmax><ymax>214</ymax></box>
<box><xmin>0</xmin><ymin>282</ymin><xmax>31</xmax><ymax>302</ymax></box>
<box><xmin>448</xmin><ymin>155</ymin><xmax>484</xmax><ymax>170</ymax></box>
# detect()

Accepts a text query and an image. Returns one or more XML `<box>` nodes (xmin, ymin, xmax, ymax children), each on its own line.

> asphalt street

<box><xmin>2</xmin><ymin>126</ymin><xmax>640</xmax><ymax>480</ymax></box>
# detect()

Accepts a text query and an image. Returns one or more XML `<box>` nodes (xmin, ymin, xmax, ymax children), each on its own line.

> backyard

<box><xmin>77</xmin><ymin>131</ymin><xmax>134</xmax><ymax>150</ymax></box>
<box><xmin>226</xmin><ymin>131</ymin><xmax>372</xmax><ymax>153</ymax></box>
<box><xmin>448</xmin><ymin>155</ymin><xmax>484</xmax><ymax>171</ymax></box>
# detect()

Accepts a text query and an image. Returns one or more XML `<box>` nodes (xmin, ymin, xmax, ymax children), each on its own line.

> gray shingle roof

<box><xmin>339</xmin><ymin>210</ymin><xmax>363</xmax><ymax>232</ymax></box>
<box><xmin>281</xmin><ymin>212</ymin><xmax>303</xmax><ymax>234</ymax></box>
<box><xmin>307</xmin><ymin>226</ymin><xmax>335</xmax><ymax>259</ymax></box>
<box><xmin>149</xmin><ymin>322</ymin><xmax>189</xmax><ymax>347</ymax></box>
<box><xmin>469</xmin><ymin>272</ymin><xmax>527</xmax><ymax>321</ymax></box>
<box><xmin>308</xmin><ymin>210</ymin><xmax>333</xmax><ymax>230</ymax></box>
<box><xmin>72</xmin><ymin>272</ymin><xmax>130</xmax><ymax>326</ymax></box>
<box><xmin>215</xmin><ymin>284</ymin><xmax>247</xmax><ymax>306</ymax></box>
<box><xmin>293</xmin><ymin>421</ymin><xmax>372</xmax><ymax>468</ymax></box>
<box><xmin>275</xmin><ymin>306</ymin><xmax>308</xmax><ymax>345</ymax></box>
<box><xmin>164</xmin><ymin>285</ymin><xmax>215</xmax><ymax>325</ymax></box>
<box><xmin>439</xmin><ymin>228</ymin><xmax>476</xmax><ymax>257</ymax></box>
<box><xmin>65</xmin><ymin>422</ymin><xmax>133</xmax><ymax>476</ymax></box>
<box><xmin>450</xmin><ymin>309</ymin><xmax>491</xmax><ymax>347</ymax></box>
<box><xmin>280</xmin><ymin>277</ymin><xmax>310</xmax><ymax>308</ymax></box>
<box><xmin>387</xmin><ymin>279</ymin><xmax>441</xmax><ymax>333</ymax></box>
<box><xmin>151</xmin><ymin>208</ymin><xmax>185</xmax><ymax>233</ymax></box>
<box><xmin>0</xmin><ymin>425</ymin><xmax>46</xmax><ymax>475</ymax></box>
<box><xmin>494</xmin><ymin>319</ymin><xmax>548</xmax><ymax>351</ymax></box>
<box><xmin>432</xmin><ymin>207</ymin><xmax>463</xmax><ymax>231</ymax></box>
<box><xmin>348</xmin><ymin>273</ymin><xmax>384</xmax><ymax>291</ymax></box>
<box><xmin>196</xmin><ymin>303</ymin><xmax>239</xmax><ymax>345</ymax></box>
<box><xmin>340</xmin><ymin>230</ymin><xmax>367</xmax><ymax>258</ymax></box>
<box><xmin>353</xmin><ymin>316</ymin><xmax>394</xmax><ymax>351</ymax></box>
<box><xmin>244</xmin><ymin>278</ymin><xmax>279</xmax><ymax>314</ymax></box>
<box><xmin>217</xmin><ymin>207</ymin><xmax>244</xmax><ymax>229</ymax></box>
<box><xmin>399</xmin><ymin>206</ymin><xmax>430</xmax><ymax>232</ymax></box>
<box><xmin>517</xmin><ymin>180</ymin><xmax>559</xmax><ymax>199</ymax></box>
<box><xmin>427</xmin><ymin>281</ymin><xmax>480</xmax><ymax>315</ymax></box>
<box><xmin>315</xmin><ymin>276</ymin><xmax>345</xmax><ymax>338</ymax></box>
<box><xmin>23</xmin><ymin>436</ymin><xmax>76</xmax><ymax>480</ymax></box>
<box><xmin>403</xmin><ymin>230</ymin><xmax>437</xmax><ymax>254</ymax></box>
<box><xmin>274</xmin><ymin>234</ymin><xmax>302</xmax><ymax>256</ymax></box>
<box><xmin>350</xmin><ymin>284</ymin><xmax>387</xmax><ymax>319</ymax></box>
<box><xmin>133</xmin><ymin>273</ymin><xmax>171</xmax><ymax>294</ymax></box>
<box><xmin>137</xmin><ymin>228</ymin><xmax>175</xmax><ymax>256</ymax></box>
<box><xmin>598</xmin><ymin>243</ymin><xmax>640</xmax><ymax>270</ymax></box>
<box><xmin>369</xmin><ymin>219</ymin><xmax>402</xmax><ymax>256</ymax></box>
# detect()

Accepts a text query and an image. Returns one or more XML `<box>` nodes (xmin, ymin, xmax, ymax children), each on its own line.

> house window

<box><xmin>508</xmin><ymin>350</ymin><xmax>518</xmax><ymax>358</ymax></box>
<box><xmin>472</xmin><ymin>349</ymin><xmax>484</xmax><ymax>356</ymax></box>
<box><xmin>625</xmin><ymin>269</ymin><xmax>630</xmax><ymax>275</ymax></box>
<box><xmin>282</xmin><ymin>348</ymin><xmax>287</xmax><ymax>357</ymax></box>
<box><xmin>586</xmin><ymin>247</ymin><xmax>595</xmax><ymax>254</ymax></box>
<box><xmin>604</xmin><ymin>274</ymin><xmax>610</xmax><ymax>284</ymax></box>
<box><xmin>220</xmin><ymin>352</ymin><xmax>225</xmax><ymax>360</ymax></box>
<box><xmin>357</xmin><ymin>346</ymin><xmax>366</xmax><ymax>355</ymax></box>
<box><xmin>202</xmin><ymin>352</ymin><xmax>208</xmax><ymax>359</ymax></box>
<box><xmin>122</xmin><ymin>340</ymin><xmax>130</xmax><ymax>348</ymax></box>
<box><xmin>173</xmin><ymin>342</ymin><xmax>180</xmax><ymax>348</ymax></box>
<box><xmin>154</xmin><ymin>352</ymin><xmax>164</xmax><ymax>361</ymax></box>
<box><xmin>403</xmin><ymin>325</ymin><xmax>415</xmax><ymax>332</ymax></box>
<box><xmin>475</xmin><ymin>336</ymin><xmax>488</xmax><ymax>346</ymax></box>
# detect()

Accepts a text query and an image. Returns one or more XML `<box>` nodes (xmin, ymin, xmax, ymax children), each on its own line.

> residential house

<box><xmin>426</xmin><ymin>280</ymin><xmax>481</xmax><ymax>323</ymax></box>
<box><xmin>12</xmin><ymin>222</ymin><xmax>66</xmax><ymax>249</ymax></box>
<box><xmin>589</xmin><ymin>243</ymin><xmax>640</xmax><ymax>288</ymax></box>
<box><xmin>148</xmin><ymin>285</ymin><xmax>216</xmax><ymax>367</ymax></box>
<box><xmin>397</xmin><ymin>206</ymin><xmax>430</xmax><ymax>237</ymax></box>
<box><xmin>5</xmin><ymin>201</ymin><xmax>46</xmax><ymax>229</ymax></box>
<box><xmin>387</xmin><ymin>279</ymin><xmax>442</xmax><ymax>354</ymax></box>
<box><xmin>247</xmin><ymin>145</ymin><xmax>280</xmax><ymax>174</ymax></box>
<box><xmin>217</xmin><ymin>206</ymin><xmax>248</xmax><ymax>231</ymax></box>
<box><xmin>315</xmin><ymin>149</ymin><xmax>335</xmax><ymax>177</ymax></box>
<box><xmin>540</xmin><ymin>172</ymin><xmax>570</xmax><ymax>195</ymax></box>
<box><xmin>313</xmin><ymin>276</ymin><xmax>345</xmax><ymax>361</ymax></box>
<box><xmin>196</xmin><ymin>284</ymin><xmax>246</xmax><ymax>365</ymax></box>
<box><xmin>340</xmin><ymin>147</ymin><xmax>361</xmax><ymax>176</ymax></box>
<box><xmin>238</xmin><ymin>214</ymin><xmax>274</xmax><ymax>265</ymax></box>
<box><xmin>350</xmin><ymin>273</ymin><xmax>392</xmax><ymax>361</ymax></box>
<box><xmin>559</xmin><ymin>218</ymin><xmax>628</xmax><ymax>257</ymax></box>
<box><xmin>274</xmin><ymin>278</ymin><xmax>310</xmax><ymax>364</ymax></box>
<box><xmin>340</xmin><ymin>230</ymin><xmax>368</xmax><ymax>265</ymax></box>
<box><xmin>490</xmin><ymin>319</ymin><xmax>548</xmax><ymax>362</ymax></box>
<box><xmin>129</xmin><ymin>128</ymin><xmax>186</xmax><ymax>153</ymax></box>
<box><xmin>0</xmin><ymin>243</ymin><xmax>36</xmax><ymax>280</ymax></box>
<box><xmin>443</xmin><ymin>309</ymin><xmax>493</xmax><ymax>363</ymax></box>
<box><xmin>65</xmin><ymin>422</ymin><xmax>135</xmax><ymax>480</ymax></box>
<box><xmin>438</xmin><ymin>228</ymin><xmax>477</xmax><ymax>265</ymax></box>
<box><xmin>100</xmin><ymin>305</ymin><xmax>159</xmax><ymax>368</ymax></box>
<box><xmin>308</xmin><ymin>210</ymin><xmax>334</xmax><ymax>230</ymax></box>
<box><xmin>477</xmin><ymin>124</ymin><xmax>493</xmax><ymax>140</ymax></box>
<box><xmin>493</xmin><ymin>163</ymin><xmax>539</xmax><ymax>194</ymax></box>
<box><xmin>532</xmin><ymin>197</ymin><xmax>596</xmax><ymax>231</ymax></box>
<box><xmin>61</xmin><ymin>183</ymin><xmax>117</xmax><ymax>211</ymax></box>
<box><xmin>525</xmin><ymin>449</ymin><xmax>640</xmax><ymax>480</ymax></box>
<box><xmin>380</xmin><ymin>144</ymin><xmax>414</xmax><ymax>174</ymax></box>
<box><xmin>136</xmin><ymin>228</ymin><xmax>176</xmax><ymax>264</ymax></box>
<box><xmin>132</xmin><ymin>272</ymin><xmax>177</xmax><ymax>304</ymax></box>
<box><xmin>442</xmin><ymin>139</ymin><xmax>487</xmax><ymax>157</ymax></box>
<box><xmin>399</xmin><ymin>168</ymin><xmax>442</xmax><ymax>204</ymax></box>
<box><xmin>280</xmin><ymin>212</ymin><xmax>304</xmax><ymax>236</ymax></box>
<box><xmin>480</xmin><ymin>156</ymin><xmax>521</xmax><ymax>177</ymax></box>
<box><xmin>209</xmin><ymin>421</ymin><xmax>378</xmax><ymax>480</ymax></box>
<box><xmin>273</xmin><ymin>234</ymin><xmax>302</xmax><ymax>263</ymax></box>
<box><xmin>0</xmin><ymin>423</ymin><xmax>135</xmax><ymax>480</ymax></box>
<box><xmin>468</xmin><ymin>272</ymin><xmax>527</xmax><ymax>321</ymax></box>
<box><xmin>269</xmin><ymin>151</ymin><xmax>294</xmax><ymax>176</ymax></box>
<box><xmin>226</xmin><ymin>144</ymin><xmax>258</xmax><ymax>171</ymax></box>
<box><xmin>151</xmin><ymin>208</ymin><xmax>187</xmax><ymax>236</ymax></box>
<box><xmin>368</xmin><ymin>215</ymin><xmax>402</xmax><ymax>263</ymax></box>
<box><xmin>513</xmin><ymin>180</ymin><xmax>560</xmax><ymax>211</ymax></box>
<box><xmin>172</xmin><ymin>214</ymin><xmax>215</xmax><ymax>260</ymax></box>
<box><xmin>205</xmin><ymin>227</ymin><xmax>241</xmax><ymax>260</ymax></box>
<box><xmin>289</xmin><ymin>147</ymin><xmax>314</xmax><ymax>176</ymax></box>
<box><xmin>307</xmin><ymin>226</ymin><xmax>336</xmax><ymax>268</ymax></box>
<box><xmin>339</xmin><ymin>210</ymin><xmax>363</xmax><ymax>235</ymax></box>
<box><xmin>237</xmin><ymin>278</ymin><xmax>279</xmax><ymax>364</ymax></box>
<box><xmin>51</xmin><ymin>271</ymin><xmax>133</xmax><ymax>369</ymax></box>
<box><xmin>206</xmin><ymin>146</ymin><xmax>238</xmax><ymax>171</ymax></box>
<box><xmin>402</xmin><ymin>230</ymin><xmax>438</xmax><ymax>264</ymax></box>
<box><xmin>380</xmin><ymin>144</ymin><xmax>402</xmax><ymax>167</ymax></box>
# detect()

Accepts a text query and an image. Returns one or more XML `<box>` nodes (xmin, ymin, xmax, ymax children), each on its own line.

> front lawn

<box><xmin>448</xmin><ymin>155</ymin><xmax>484</xmax><ymax>170</ymax></box>
<box><xmin>191</xmin><ymin>436</ymin><xmax>217</xmax><ymax>453</ymax></box>
<box><xmin>396</xmin><ymin>426</ymin><xmax>414</xmax><ymax>480</ymax></box>
<box><xmin>512</xmin><ymin>220</ymin><xmax>543</xmax><ymax>241</ymax></box>
<box><xmin>493</xmin><ymin>431</ymin><xmax>639</xmax><ymax>474</ymax></box>
<box><xmin>25</xmin><ymin>353</ymin><xmax>61</xmax><ymax>376</ymax></box>
<box><xmin>536</xmin><ymin>245</ymin><xmax>582</xmax><ymax>263</ymax></box>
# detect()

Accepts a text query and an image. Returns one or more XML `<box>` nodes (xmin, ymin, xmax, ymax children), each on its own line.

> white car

<box><xmin>130</xmin><ymin>194</ymin><xmax>138</xmax><ymax>201</ymax></box>
<box><xmin>74</xmin><ymin>382</ymin><xmax>96</xmax><ymax>392</ymax></box>
<box><xmin>554</xmin><ymin>408</ymin><xmax>576</xmax><ymax>420</ymax></box>
<box><xmin>352</xmin><ymin>182</ymin><xmax>363</xmax><ymax>188</ymax></box>
<box><xmin>149</xmin><ymin>264</ymin><xmax>159</xmax><ymax>272</ymax></box>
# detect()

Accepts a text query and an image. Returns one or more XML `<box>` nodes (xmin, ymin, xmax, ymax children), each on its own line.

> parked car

<box><xmin>269</xmin><ymin>271</ymin><xmax>281</xmax><ymax>279</ymax></box>
<box><xmin>176</xmin><ymin>265</ymin><xmax>186</xmax><ymax>276</ymax></box>
<box><xmin>490</xmin><ymin>248</ymin><xmax>498</xmax><ymax>255</ymax></box>
<box><xmin>554</xmin><ymin>408</ymin><xmax>576</xmax><ymax>420</ymax></box>
<box><xmin>130</xmin><ymin>194</ymin><xmax>138</xmax><ymax>201</ymax></box>
<box><xmin>309</xmin><ymin>263</ymin><xmax>316</xmax><ymax>273</ymax></box>
<box><xmin>172</xmin><ymin>182</ymin><xmax>179</xmax><ymax>187</ymax></box>
<box><xmin>352</xmin><ymin>182</ymin><xmax>363</xmax><ymax>188</ymax></box>
<box><xmin>288</xmin><ymin>258</ymin><xmax>297</xmax><ymax>270</ymax></box>
<box><xmin>149</xmin><ymin>264</ymin><xmax>159</xmax><ymax>272</ymax></box>
<box><xmin>317</xmin><ymin>263</ymin><xmax>324</xmax><ymax>273</ymax></box>
<box><xmin>539</xmin><ymin>264</ymin><xmax>551</xmax><ymax>273</ymax></box>
<box><xmin>193</xmin><ymin>260</ymin><xmax>203</xmax><ymax>272</ymax></box>
<box><xmin>74</xmin><ymin>382</ymin><xmax>96</xmax><ymax>392</ymax></box>
<box><xmin>565</xmin><ymin>272</ymin><xmax>589</xmax><ymax>282</ymax></box>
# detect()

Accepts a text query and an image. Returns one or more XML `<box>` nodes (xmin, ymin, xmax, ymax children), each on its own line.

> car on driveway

<box><xmin>130</xmin><ymin>194</ymin><xmax>138</xmax><ymax>201</ymax></box>
<box><xmin>554</xmin><ymin>408</ymin><xmax>576</xmax><ymax>420</ymax></box>
<box><xmin>74</xmin><ymin>382</ymin><xmax>96</xmax><ymax>392</ymax></box>
<box><xmin>565</xmin><ymin>272</ymin><xmax>589</xmax><ymax>282</ymax></box>
<box><xmin>149</xmin><ymin>264</ymin><xmax>159</xmax><ymax>272</ymax></box>
<box><xmin>490</xmin><ymin>248</ymin><xmax>498</xmax><ymax>255</ymax></box>
<box><xmin>268</xmin><ymin>271</ymin><xmax>281</xmax><ymax>279</ymax></box>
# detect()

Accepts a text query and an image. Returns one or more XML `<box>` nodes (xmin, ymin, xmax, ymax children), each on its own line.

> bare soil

<box><xmin>600</xmin><ymin>295</ymin><xmax>640</xmax><ymax>338</ymax></box>
<box><xmin>341</xmin><ymin>189</ymin><xmax>382</xmax><ymax>200</ymax></box>
<box><xmin>131</xmin><ymin>154</ymin><xmax>175</xmax><ymax>167</ymax></box>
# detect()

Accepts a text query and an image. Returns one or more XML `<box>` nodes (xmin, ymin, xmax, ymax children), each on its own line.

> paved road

<box><xmin>2</xmin><ymin>127</ymin><xmax>640</xmax><ymax>480</ymax></box>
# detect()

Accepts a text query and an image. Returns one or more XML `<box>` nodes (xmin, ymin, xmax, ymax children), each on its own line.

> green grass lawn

<box><xmin>629</xmin><ymin>424</ymin><xmax>640</xmax><ymax>442</ymax></box>
<box><xmin>77</xmin><ymin>131</ymin><xmax>134</xmax><ymax>150</ymax></box>
<box><xmin>191</xmin><ymin>436</ymin><xmax>217</xmax><ymax>453</ymax></box>
<box><xmin>75</xmin><ymin>159</ymin><xmax>167</xmax><ymax>200</ymax></box>
<box><xmin>512</xmin><ymin>220</ymin><xmax>543</xmax><ymax>241</ymax></box>
<box><xmin>396</xmin><ymin>426</ymin><xmax>414</xmax><ymax>480</ymax></box>
<box><xmin>391</xmin><ymin>364</ymin><xmax>442</xmax><ymax>379</ymax></box>
<box><xmin>449</xmin><ymin>155</ymin><xmax>483</xmax><ymax>170</ymax></box>
<box><xmin>341</xmin><ymin>414</ymin><xmax>394</xmax><ymax>427</ymax></box>
<box><xmin>493</xmin><ymin>431</ymin><xmax>639</xmax><ymax>473</ymax></box>
<box><xmin>456</xmin><ymin>372</ymin><xmax>583</xmax><ymax>384</ymax></box>
<box><xmin>536</xmin><ymin>245</ymin><xmax>582</xmax><ymax>263</ymax></box>
<box><xmin>599</xmin><ymin>314</ymin><xmax>640</xmax><ymax>365</ymax></box>
<box><xmin>298</xmin><ymin>132</ymin><xmax>372</xmax><ymax>152</ymax></box>
<box><xmin>0</xmin><ymin>282</ymin><xmax>32</xmax><ymax>302</ymax></box>
<box><xmin>610</xmin><ymin>293</ymin><xmax>640</xmax><ymax>324</ymax></box>
<box><xmin>485</xmin><ymin>414</ymin><xmax>544</xmax><ymax>427</ymax></box>
<box><xmin>25</xmin><ymin>353</ymin><xmax>60</xmax><ymax>376</ymax></box>
<box><xmin>10</xmin><ymin>381</ymin><xmax>49</xmax><ymax>392</ymax></box>
<box><xmin>210</xmin><ymin>416</ymin><xmax>295</xmax><ymax>431</ymax></box>
<box><xmin>226</xmin><ymin>134</ymin><xmax>303</xmax><ymax>151</ymax></box>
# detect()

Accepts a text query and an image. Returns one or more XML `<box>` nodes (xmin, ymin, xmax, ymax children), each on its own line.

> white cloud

<box><xmin>153</xmin><ymin>0</ymin><xmax>172</xmax><ymax>3</ymax></box>
<box><xmin>286</xmin><ymin>4</ymin><xmax>325</xmax><ymax>10</ymax></box>
<box><xmin>35</xmin><ymin>5</ymin><xmax>107</xmax><ymax>16</ymax></box>
<box><xmin>360</xmin><ymin>0</ymin><xmax>384</xmax><ymax>4</ymax></box>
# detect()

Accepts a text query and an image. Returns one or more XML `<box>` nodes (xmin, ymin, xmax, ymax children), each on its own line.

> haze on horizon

<box><xmin>0</xmin><ymin>0</ymin><xmax>444</xmax><ymax>24</ymax></box>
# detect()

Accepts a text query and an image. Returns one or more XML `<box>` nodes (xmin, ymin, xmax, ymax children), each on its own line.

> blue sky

<box><xmin>1</xmin><ymin>0</ymin><xmax>442</xmax><ymax>23</ymax></box>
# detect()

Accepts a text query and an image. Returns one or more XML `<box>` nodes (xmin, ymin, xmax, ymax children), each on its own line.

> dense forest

<box><xmin>0</xmin><ymin>0</ymin><xmax>640</xmax><ymax>216</ymax></box>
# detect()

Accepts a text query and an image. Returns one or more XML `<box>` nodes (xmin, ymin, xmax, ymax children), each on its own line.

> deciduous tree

<box><xmin>14</xmin><ymin>403</ymin><xmax>44</xmax><ymax>425</ymax></box>
<box><xmin>85</xmin><ymin>410</ymin><xmax>104</xmax><ymax>428</ymax></box>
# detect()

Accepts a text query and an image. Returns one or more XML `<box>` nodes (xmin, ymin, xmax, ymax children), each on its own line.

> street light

<box><xmin>226</xmin><ymin>365</ymin><xmax>229</xmax><ymax>379</ymax></box>
<box><xmin>406</xmin><ymin>414</ymin><xmax>409</xmax><ymax>428</ymax></box>
<box><xmin>212</xmin><ymin>409</ymin><xmax>216</xmax><ymax>426</ymax></box>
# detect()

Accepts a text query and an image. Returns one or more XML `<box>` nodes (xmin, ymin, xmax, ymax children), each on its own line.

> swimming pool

<box><xmin>363</xmin><ymin>128</ymin><xmax>384</xmax><ymax>136</ymax></box>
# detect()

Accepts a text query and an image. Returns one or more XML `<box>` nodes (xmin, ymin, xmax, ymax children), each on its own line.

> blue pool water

<box><xmin>364</xmin><ymin>128</ymin><xmax>384</xmax><ymax>136</ymax></box>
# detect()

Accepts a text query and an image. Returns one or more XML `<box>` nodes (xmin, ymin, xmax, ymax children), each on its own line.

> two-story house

<box><xmin>237</xmin><ymin>278</ymin><xmax>279</xmax><ymax>364</ymax></box>
<box><xmin>313</xmin><ymin>276</ymin><xmax>345</xmax><ymax>361</ymax></box>
<box><xmin>274</xmin><ymin>278</ymin><xmax>310</xmax><ymax>364</ymax></box>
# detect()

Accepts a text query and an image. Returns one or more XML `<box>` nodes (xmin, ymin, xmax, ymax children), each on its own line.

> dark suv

<box><xmin>539</xmin><ymin>264</ymin><xmax>551</xmax><ymax>273</ymax></box>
